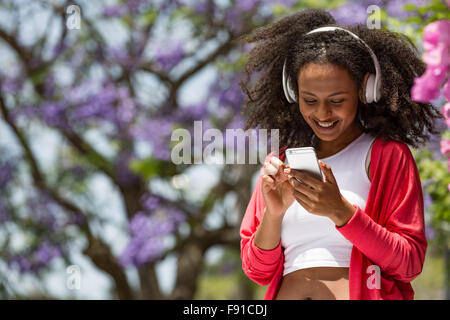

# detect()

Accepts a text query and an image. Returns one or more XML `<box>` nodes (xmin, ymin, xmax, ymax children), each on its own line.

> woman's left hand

<box><xmin>285</xmin><ymin>161</ymin><xmax>356</xmax><ymax>227</ymax></box>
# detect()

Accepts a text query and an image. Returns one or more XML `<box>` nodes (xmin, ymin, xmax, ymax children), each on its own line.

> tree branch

<box><xmin>0</xmin><ymin>93</ymin><xmax>134</xmax><ymax>300</ymax></box>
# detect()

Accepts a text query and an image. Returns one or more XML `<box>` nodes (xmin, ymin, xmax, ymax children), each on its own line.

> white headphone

<box><xmin>282</xmin><ymin>26</ymin><xmax>382</xmax><ymax>104</ymax></box>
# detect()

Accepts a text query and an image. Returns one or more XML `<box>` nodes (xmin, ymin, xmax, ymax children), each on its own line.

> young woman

<box><xmin>238</xmin><ymin>9</ymin><xmax>445</xmax><ymax>300</ymax></box>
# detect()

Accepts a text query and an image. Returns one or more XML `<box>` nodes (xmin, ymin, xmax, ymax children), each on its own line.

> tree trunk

<box><xmin>138</xmin><ymin>264</ymin><xmax>163</xmax><ymax>299</ymax></box>
<box><xmin>169</xmin><ymin>240</ymin><xmax>205</xmax><ymax>299</ymax></box>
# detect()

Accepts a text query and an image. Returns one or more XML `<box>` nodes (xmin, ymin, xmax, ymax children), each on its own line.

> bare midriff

<box><xmin>275</xmin><ymin>267</ymin><xmax>350</xmax><ymax>300</ymax></box>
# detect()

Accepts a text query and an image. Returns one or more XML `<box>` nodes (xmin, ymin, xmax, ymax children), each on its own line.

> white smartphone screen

<box><xmin>285</xmin><ymin>147</ymin><xmax>324</xmax><ymax>182</ymax></box>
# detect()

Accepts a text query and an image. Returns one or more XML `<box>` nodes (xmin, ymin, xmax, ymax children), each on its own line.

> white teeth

<box><xmin>318</xmin><ymin>121</ymin><xmax>336</xmax><ymax>127</ymax></box>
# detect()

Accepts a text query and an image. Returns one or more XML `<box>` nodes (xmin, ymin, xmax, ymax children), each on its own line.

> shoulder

<box><xmin>372</xmin><ymin>137</ymin><xmax>417</xmax><ymax>171</ymax></box>
<box><xmin>373</xmin><ymin>137</ymin><xmax>413</xmax><ymax>158</ymax></box>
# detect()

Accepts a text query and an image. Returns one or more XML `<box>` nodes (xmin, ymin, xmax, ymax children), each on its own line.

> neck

<box><xmin>316</xmin><ymin>122</ymin><xmax>364</xmax><ymax>158</ymax></box>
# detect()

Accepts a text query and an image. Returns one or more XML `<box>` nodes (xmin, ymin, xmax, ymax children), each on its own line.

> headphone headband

<box><xmin>282</xmin><ymin>26</ymin><xmax>382</xmax><ymax>103</ymax></box>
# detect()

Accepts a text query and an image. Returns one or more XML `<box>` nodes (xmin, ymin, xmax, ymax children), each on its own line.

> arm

<box><xmin>240</xmin><ymin>158</ymin><xmax>284</xmax><ymax>286</ymax></box>
<box><xmin>336</xmin><ymin>143</ymin><xmax>427</xmax><ymax>282</ymax></box>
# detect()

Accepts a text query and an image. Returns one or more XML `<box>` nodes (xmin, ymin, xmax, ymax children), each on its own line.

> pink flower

<box><xmin>440</xmin><ymin>139</ymin><xmax>450</xmax><ymax>157</ymax></box>
<box><xmin>423</xmin><ymin>43</ymin><xmax>450</xmax><ymax>66</ymax></box>
<box><xmin>411</xmin><ymin>65</ymin><xmax>448</xmax><ymax>102</ymax></box>
<box><xmin>443</xmin><ymin>103</ymin><xmax>450</xmax><ymax>127</ymax></box>
<box><xmin>423</xmin><ymin>20</ymin><xmax>450</xmax><ymax>52</ymax></box>
<box><xmin>443</xmin><ymin>79</ymin><xmax>450</xmax><ymax>101</ymax></box>
<box><xmin>413</xmin><ymin>20</ymin><xmax>450</xmax><ymax>103</ymax></box>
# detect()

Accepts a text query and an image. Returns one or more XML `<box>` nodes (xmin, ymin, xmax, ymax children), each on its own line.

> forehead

<box><xmin>297</xmin><ymin>63</ymin><xmax>356</xmax><ymax>92</ymax></box>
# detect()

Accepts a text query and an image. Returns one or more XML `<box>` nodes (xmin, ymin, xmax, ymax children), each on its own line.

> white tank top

<box><xmin>281</xmin><ymin>132</ymin><xmax>376</xmax><ymax>276</ymax></box>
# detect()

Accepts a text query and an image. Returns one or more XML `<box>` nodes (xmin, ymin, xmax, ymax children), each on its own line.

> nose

<box><xmin>314</xmin><ymin>103</ymin><xmax>333</xmax><ymax>121</ymax></box>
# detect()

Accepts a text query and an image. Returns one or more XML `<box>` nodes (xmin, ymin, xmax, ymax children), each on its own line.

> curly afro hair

<box><xmin>237</xmin><ymin>8</ymin><xmax>445</xmax><ymax>150</ymax></box>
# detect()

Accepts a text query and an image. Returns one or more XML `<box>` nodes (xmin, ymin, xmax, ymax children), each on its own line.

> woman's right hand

<box><xmin>262</xmin><ymin>156</ymin><xmax>295</xmax><ymax>217</ymax></box>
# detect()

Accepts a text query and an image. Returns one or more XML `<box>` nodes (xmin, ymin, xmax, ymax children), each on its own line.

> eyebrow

<box><xmin>301</xmin><ymin>91</ymin><xmax>348</xmax><ymax>97</ymax></box>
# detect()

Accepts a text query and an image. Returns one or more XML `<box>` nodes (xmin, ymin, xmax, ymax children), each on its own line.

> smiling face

<box><xmin>297</xmin><ymin>62</ymin><xmax>365</xmax><ymax>156</ymax></box>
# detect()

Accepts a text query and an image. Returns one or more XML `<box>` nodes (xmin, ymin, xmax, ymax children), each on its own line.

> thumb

<box><xmin>319</xmin><ymin>160</ymin><xmax>336</xmax><ymax>184</ymax></box>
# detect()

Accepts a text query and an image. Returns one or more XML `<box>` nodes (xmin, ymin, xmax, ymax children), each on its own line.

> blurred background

<box><xmin>0</xmin><ymin>0</ymin><xmax>448</xmax><ymax>300</ymax></box>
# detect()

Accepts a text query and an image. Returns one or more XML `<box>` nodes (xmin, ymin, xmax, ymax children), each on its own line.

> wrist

<box><xmin>333</xmin><ymin>199</ymin><xmax>356</xmax><ymax>227</ymax></box>
<box><xmin>263</xmin><ymin>207</ymin><xmax>284</xmax><ymax>222</ymax></box>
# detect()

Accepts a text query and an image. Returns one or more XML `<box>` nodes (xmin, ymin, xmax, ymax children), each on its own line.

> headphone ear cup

<box><xmin>365</xmin><ymin>74</ymin><xmax>376</xmax><ymax>104</ymax></box>
<box><xmin>282</xmin><ymin>59</ymin><xmax>297</xmax><ymax>103</ymax></box>
<box><xmin>286</xmin><ymin>77</ymin><xmax>297</xmax><ymax>103</ymax></box>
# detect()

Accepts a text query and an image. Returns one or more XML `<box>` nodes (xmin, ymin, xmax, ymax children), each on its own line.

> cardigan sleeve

<box><xmin>335</xmin><ymin>142</ymin><xmax>427</xmax><ymax>282</ymax></box>
<box><xmin>240</xmin><ymin>154</ymin><xmax>283</xmax><ymax>286</ymax></box>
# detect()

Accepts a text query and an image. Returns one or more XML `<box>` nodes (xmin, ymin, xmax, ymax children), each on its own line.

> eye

<box><xmin>330</xmin><ymin>99</ymin><xmax>345</xmax><ymax>104</ymax></box>
<box><xmin>303</xmin><ymin>98</ymin><xmax>316</xmax><ymax>105</ymax></box>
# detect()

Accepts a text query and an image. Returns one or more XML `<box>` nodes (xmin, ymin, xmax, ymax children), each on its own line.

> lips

<box><xmin>314</xmin><ymin>119</ymin><xmax>339</xmax><ymax>131</ymax></box>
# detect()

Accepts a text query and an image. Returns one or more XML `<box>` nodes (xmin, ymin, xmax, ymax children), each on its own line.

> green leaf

<box><xmin>142</xmin><ymin>10</ymin><xmax>158</xmax><ymax>25</ymax></box>
<box><xmin>404</xmin><ymin>16</ymin><xmax>423</xmax><ymax>24</ymax></box>
<box><xmin>129</xmin><ymin>158</ymin><xmax>160</xmax><ymax>180</ymax></box>
<box><xmin>403</xmin><ymin>4</ymin><xmax>417</xmax><ymax>11</ymax></box>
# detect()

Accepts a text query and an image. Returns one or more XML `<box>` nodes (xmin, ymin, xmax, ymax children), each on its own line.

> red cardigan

<box><xmin>240</xmin><ymin>137</ymin><xmax>427</xmax><ymax>299</ymax></box>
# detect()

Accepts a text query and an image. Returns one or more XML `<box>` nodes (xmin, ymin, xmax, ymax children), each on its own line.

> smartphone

<box><xmin>285</xmin><ymin>147</ymin><xmax>324</xmax><ymax>182</ymax></box>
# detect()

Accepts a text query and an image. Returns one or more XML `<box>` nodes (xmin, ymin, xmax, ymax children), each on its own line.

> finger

<box><xmin>319</xmin><ymin>160</ymin><xmax>336</xmax><ymax>184</ymax></box>
<box><xmin>263</xmin><ymin>162</ymin><xmax>278</xmax><ymax>177</ymax></box>
<box><xmin>270</xmin><ymin>156</ymin><xmax>287</xmax><ymax>181</ymax></box>
<box><xmin>263</xmin><ymin>175</ymin><xmax>276</xmax><ymax>190</ymax></box>
<box><xmin>289</xmin><ymin>176</ymin><xmax>317</xmax><ymax>199</ymax></box>
<box><xmin>293</xmin><ymin>190</ymin><xmax>313</xmax><ymax>212</ymax></box>
<box><xmin>289</xmin><ymin>169</ymin><xmax>320</xmax><ymax>190</ymax></box>
<box><xmin>270</xmin><ymin>156</ymin><xmax>284</xmax><ymax>170</ymax></box>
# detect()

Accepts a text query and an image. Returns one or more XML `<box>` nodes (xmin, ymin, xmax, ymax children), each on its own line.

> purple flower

<box><xmin>274</xmin><ymin>0</ymin><xmax>296</xmax><ymax>5</ymax></box>
<box><xmin>120</xmin><ymin>206</ymin><xmax>186</xmax><ymax>267</ymax></box>
<box><xmin>386</xmin><ymin>0</ymin><xmax>429</xmax><ymax>20</ymax></box>
<box><xmin>0</xmin><ymin>162</ymin><xmax>13</xmax><ymax>189</ymax></box>
<box><xmin>107</xmin><ymin>46</ymin><xmax>141</xmax><ymax>70</ymax></box>
<box><xmin>331</xmin><ymin>2</ymin><xmax>374</xmax><ymax>25</ymax></box>
<box><xmin>125</xmin><ymin>0</ymin><xmax>152</xmax><ymax>14</ymax></box>
<box><xmin>423</xmin><ymin>191</ymin><xmax>433</xmax><ymax>213</ymax></box>
<box><xmin>8</xmin><ymin>255</ymin><xmax>32</xmax><ymax>273</ymax></box>
<box><xmin>216</xmin><ymin>76</ymin><xmax>244</xmax><ymax>112</ymax></box>
<box><xmin>174</xmin><ymin>102</ymin><xmax>209</xmax><ymax>122</ymax></box>
<box><xmin>33</xmin><ymin>241</ymin><xmax>62</xmax><ymax>264</ymax></box>
<box><xmin>225</xmin><ymin>8</ymin><xmax>243</xmax><ymax>34</ymax></box>
<box><xmin>224</xmin><ymin>115</ymin><xmax>246</xmax><ymax>149</ymax></box>
<box><xmin>427</xmin><ymin>123</ymin><xmax>447</xmax><ymax>159</ymax></box>
<box><xmin>39</xmin><ymin>101</ymin><xmax>70</xmax><ymax>130</ymax></box>
<box><xmin>44</xmin><ymin>74</ymin><xmax>56</xmax><ymax>98</ymax></box>
<box><xmin>236</xmin><ymin>0</ymin><xmax>261</xmax><ymax>11</ymax></box>
<box><xmin>70</xmin><ymin>84</ymin><xmax>117</xmax><ymax>121</ymax></box>
<box><xmin>7</xmin><ymin>241</ymin><xmax>62</xmax><ymax>274</ymax></box>
<box><xmin>131</xmin><ymin>118</ymin><xmax>173</xmax><ymax>161</ymax></box>
<box><xmin>0</xmin><ymin>200</ymin><xmax>9</xmax><ymax>223</ymax></box>
<box><xmin>1</xmin><ymin>76</ymin><xmax>24</xmax><ymax>93</ymax></box>
<box><xmin>425</xmin><ymin>223</ymin><xmax>436</xmax><ymax>240</ymax></box>
<box><xmin>155</xmin><ymin>42</ymin><xmax>185</xmax><ymax>71</ymax></box>
<box><xmin>115</xmin><ymin>151</ymin><xmax>140</xmax><ymax>185</ymax></box>
<box><xmin>116</xmin><ymin>87</ymin><xmax>136</xmax><ymax>125</ymax></box>
<box><xmin>193</xmin><ymin>1</ymin><xmax>215</xmax><ymax>14</ymax></box>
<box><xmin>141</xmin><ymin>194</ymin><xmax>160</xmax><ymax>212</ymax></box>
<box><xmin>128</xmin><ymin>212</ymin><xmax>150</xmax><ymax>236</ymax></box>
<box><xmin>52</xmin><ymin>40</ymin><xmax>69</xmax><ymax>57</ymax></box>
<box><xmin>103</xmin><ymin>5</ymin><xmax>126</xmax><ymax>17</ymax></box>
